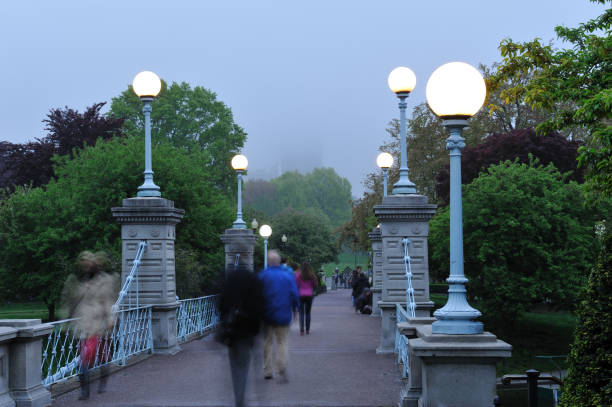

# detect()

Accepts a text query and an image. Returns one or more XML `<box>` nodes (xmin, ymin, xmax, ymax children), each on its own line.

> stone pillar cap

<box><xmin>0</xmin><ymin>319</ymin><xmax>53</xmax><ymax>338</ymax></box>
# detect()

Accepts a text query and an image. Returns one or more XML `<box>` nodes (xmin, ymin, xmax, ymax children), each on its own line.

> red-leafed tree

<box><xmin>435</xmin><ymin>128</ymin><xmax>583</xmax><ymax>206</ymax></box>
<box><xmin>0</xmin><ymin>102</ymin><xmax>123</xmax><ymax>191</ymax></box>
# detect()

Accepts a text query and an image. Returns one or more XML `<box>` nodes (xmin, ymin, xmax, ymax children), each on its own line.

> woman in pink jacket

<box><xmin>295</xmin><ymin>262</ymin><xmax>318</xmax><ymax>335</ymax></box>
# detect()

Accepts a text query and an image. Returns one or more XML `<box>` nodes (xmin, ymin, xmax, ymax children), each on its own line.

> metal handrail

<box><xmin>402</xmin><ymin>238</ymin><xmax>416</xmax><ymax>318</ymax></box>
<box><xmin>114</xmin><ymin>240</ymin><xmax>147</xmax><ymax>311</ymax></box>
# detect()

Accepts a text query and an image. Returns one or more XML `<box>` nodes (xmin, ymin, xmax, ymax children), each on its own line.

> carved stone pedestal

<box><xmin>112</xmin><ymin>197</ymin><xmax>184</xmax><ymax>355</ymax></box>
<box><xmin>220</xmin><ymin>228</ymin><xmax>257</xmax><ymax>273</ymax></box>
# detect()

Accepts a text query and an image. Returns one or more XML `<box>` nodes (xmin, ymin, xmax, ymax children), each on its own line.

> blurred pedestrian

<box><xmin>258</xmin><ymin>250</ymin><xmax>299</xmax><ymax>382</ymax></box>
<box><xmin>217</xmin><ymin>263</ymin><xmax>264</xmax><ymax>407</ymax></box>
<box><xmin>280</xmin><ymin>256</ymin><xmax>294</xmax><ymax>275</ymax></box>
<box><xmin>294</xmin><ymin>262</ymin><xmax>318</xmax><ymax>335</ymax></box>
<box><xmin>61</xmin><ymin>251</ymin><xmax>118</xmax><ymax>400</ymax></box>
<box><xmin>355</xmin><ymin>288</ymin><xmax>373</xmax><ymax>314</ymax></box>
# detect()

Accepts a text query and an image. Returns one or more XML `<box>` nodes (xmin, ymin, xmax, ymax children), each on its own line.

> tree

<box><xmin>429</xmin><ymin>159</ymin><xmax>605</xmax><ymax>324</ymax></box>
<box><xmin>435</xmin><ymin>128</ymin><xmax>584</xmax><ymax>205</ymax></box>
<box><xmin>0</xmin><ymin>103</ymin><xmax>123</xmax><ymax>191</ymax></box>
<box><xmin>0</xmin><ymin>135</ymin><xmax>234</xmax><ymax>319</ymax></box>
<box><xmin>490</xmin><ymin>2</ymin><xmax>611</xmax><ymax>198</ymax></box>
<box><xmin>269</xmin><ymin>208</ymin><xmax>339</xmax><ymax>271</ymax></box>
<box><xmin>560</xmin><ymin>232</ymin><xmax>612</xmax><ymax>406</ymax></box>
<box><xmin>109</xmin><ymin>81</ymin><xmax>247</xmax><ymax>194</ymax></box>
<box><xmin>245</xmin><ymin>167</ymin><xmax>352</xmax><ymax>229</ymax></box>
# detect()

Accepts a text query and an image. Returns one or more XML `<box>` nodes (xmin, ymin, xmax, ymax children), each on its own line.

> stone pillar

<box><xmin>0</xmin><ymin>320</ymin><xmax>52</xmax><ymax>407</ymax></box>
<box><xmin>220</xmin><ymin>228</ymin><xmax>257</xmax><ymax>273</ymax></box>
<box><xmin>374</xmin><ymin>194</ymin><xmax>436</xmax><ymax>353</ymax></box>
<box><xmin>368</xmin><ymin>227</ymin><xmax>382</xmax><ymax>316</ymax></box>
<box><xmin>112</xmin><ymin>197</ymin><xmax>185</xmax><ymax>355</ymax></box>
<box><xmin>409</xmin><ymin>324</ymin><xmax>511</xmax><ymax>407</ymax></box>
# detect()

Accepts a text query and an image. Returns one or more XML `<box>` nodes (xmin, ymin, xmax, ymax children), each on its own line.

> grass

<box><xmin>0</xmin><ymin>301</ymin><xmax>49</xmax><ymax>321</ymax></box>
<box><xmin>322</xmin><ymin>251</ymin><xmax>370</xmax><ymax>276</ymax></box>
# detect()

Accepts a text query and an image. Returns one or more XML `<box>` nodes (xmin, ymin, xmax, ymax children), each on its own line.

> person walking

<box><xmin>295</xmin><ymin>262</ymin><xmax>318</xmax><ymax>335</ymax></box>
<box><xmin>258</xmin><ymin>250</ymin><xmax>299</xmax><ymax>382</ymax></box>
<box><xmin>61</xmin><ymin>251</ymin><xmax>118</xmax><ymax>400</ymax></box>
<box><xmin>217</xmin><ymin>263</ymin><xmax>264</xmax><ymax>407</ymax></box>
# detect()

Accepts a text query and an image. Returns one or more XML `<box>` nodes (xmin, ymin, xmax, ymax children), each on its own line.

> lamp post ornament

<box><xmin>426</xmin><ymin>61</ymin><xmax>487</xmax><ymax>335</ymax></box>
<box><xmin>376</xmin><ymin>152</ymin><xmax>393</xmax><ymax>198</ymax></box>
<box><xmin>231</xmin><ymin>154</ymin><xmax>248</xmax><ymax>228</ymax></box>
<box><xmin>387</xmin><ymin>67</ymin><xmax>417</xmax><ymax>195</ymax></box>
<box><xmin>132</xmin><ymin>71</ymin><xmax>162</xmax><ymax>197</ymax></box>
<box><xmin>259</xmin><ymin>224</ymin><xmax>272</xmax><ymax>269</ymax></box>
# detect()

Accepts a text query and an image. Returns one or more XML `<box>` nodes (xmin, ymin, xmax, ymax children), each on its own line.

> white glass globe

<box><xmin>259</xmin><ymin>224</ymin><xmax>272</xmax><ymax>238</ymax></box>
<box><xmin>231</xmin><ymin>154</ymin><xmax>248</xmax><ymax>170</ymax></box>
<box><xmin>387</xmin><ymin>67</ymin><xmax>417</xmax><ymax>94</ymax></box>
<box><xmin>376</xmin><ymin>152</ymin><xmax>394</xmax><ymax>169</ymax></box>
<box><xmin>425</xmin><ymin>62</ymin><xmax>486</xmax><ymax>118</ymax></box>
<box><xmin>132</xmin><ymin>71</ymin><xmax>162</xmax><ymax>98</ymax></box>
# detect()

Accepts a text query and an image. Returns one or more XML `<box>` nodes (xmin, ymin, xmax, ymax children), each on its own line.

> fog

<box><xmin>0</xmin><ymin>1</ymin><xmax>603</xmax><ymax>197</ymax></box>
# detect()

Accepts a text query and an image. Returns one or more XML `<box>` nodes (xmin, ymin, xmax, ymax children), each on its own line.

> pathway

<box><xmin>53</xmin><ymin>289</ymin><xmax>402</xmax><ymax>407</ymax></box>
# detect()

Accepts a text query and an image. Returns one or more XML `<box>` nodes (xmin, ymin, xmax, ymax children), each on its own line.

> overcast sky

<box><xmin>0</xmin><ymin>1</ymin><xmax>604</xmax><ymax>197</ymax></box>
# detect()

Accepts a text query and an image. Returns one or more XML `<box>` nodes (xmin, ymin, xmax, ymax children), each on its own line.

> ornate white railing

<box><xmin>177</xmin><ymin>295</ymin><xmax>220</xmax><ymax>343</ymax></box>
<box><xmin>402</xmin><ymin>238</ymin><xmax>416</xmax><ymax>318</ymax></box>
<box><xmin>394</xmin><ymin>303</ymin><xmax>410</xmax><ymax>378</ymax></box>
<box><xmin>42</xmin><ymin>305</ymin><xmax>153</xmax><ymax>386</ymax></box>
<box><xmin>114</xmin><ymin>240</ymin><xmax>147</xmax><ymax>311</ymax></box>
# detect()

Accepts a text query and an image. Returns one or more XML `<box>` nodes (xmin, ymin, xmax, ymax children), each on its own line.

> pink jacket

<box><xmin>295</xmin><ymin>273</ymin><xmax>317</xmax><ymax>297</ymax></box>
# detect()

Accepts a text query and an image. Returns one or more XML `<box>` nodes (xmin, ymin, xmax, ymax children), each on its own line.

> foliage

<box><xmin>268</xmin><ymin>208</ymin><xmax>339</xmax><ymax>271</ymax></box>
<box><xmin>109</xmin><ymin>80</ymin><xmax>247</xmax><ymax>194</ymax></box>
<box><xmin>560</xmin><ymin>231</ymin><xmax>612</xmax><ymax>406</ymax></box>
<box><xmin>0</xmin><ymin>103</ymin><xmax>123</xmax><ymax>191</ymax></box>
<box><xmin>435</xmin><ymin>128</ymin><xmax>583</xmax><ymax>205</ymax></box>
<box><xmin>429</xmin><ymin>159</ymin><xmax>604</xmax><ymax>323</ymax></box>
<box><xmin>244</xmin><ymin>167</ymin><xmax>352</xmax><ymax>229</ymax></box>
<box><xmin>0</xmin><ymin>136</ymin><xmax>233</xmax><ymax>319</ymax></box>
<box><xmin>490</xmin><ymin>1</ymin><xmax>612</xmax><ymax>198</ymax></box>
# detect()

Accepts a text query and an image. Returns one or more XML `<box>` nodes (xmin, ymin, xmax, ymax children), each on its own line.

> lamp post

<box><xmin>259</xmin><ymin>224</ymin><xmax>272</xmax><ymax>269</ymax></box>
<box><xmin>132</xmin><ymin>71</ymin><xmax>162</xmax><ymax>197</ymax></box>
<box><xmin>387</xmin><ymin>67</ymin><xmax>417</xmax><ymax>195</ymax></box>
<box><xmin>231</xmin><ymin>154</ymin><xmax>248</xmax><ymax>228</ymax></box>
<box><xmin>251</xmin><ymin>218</ymin><xmax>258</xmax><ymax>233</ymax></box>
<box><xmin>426</xmin><ymin>62</ymin><xmax>487</xmax><ymax>335</ymax></box>
<box><xmin>281</xmin><ymin>234</ymin><xmax>287</xmax><ymax>250</ymax></box>
<box><xmin>376</xmin><ymin>152</ymin><xmax>394</xmax><ymax>197</ymax></box>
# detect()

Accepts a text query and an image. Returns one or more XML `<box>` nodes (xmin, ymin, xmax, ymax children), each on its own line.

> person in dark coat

<box><xmin>217</xmin><ymin>265</ymin><xmax>264</xmax><ymax>407</ymax></box>
<box><xmin>355</xmin><ymin>288</ymin><xmax>373</xmax><ymax>314</ymax></box>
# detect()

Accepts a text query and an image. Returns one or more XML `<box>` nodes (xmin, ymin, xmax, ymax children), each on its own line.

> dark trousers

<box><xmin>228</xmin><ymin>337</ymin><xmax>254</xmax><ymax>407</ymax></box>
<box><xmin>299</xmin><ymin>296</ymin><xmax>313</xmax><ymax>332</ymax></box>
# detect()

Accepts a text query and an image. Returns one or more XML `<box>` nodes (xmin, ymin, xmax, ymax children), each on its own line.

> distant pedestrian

<box><xmin>280</xmin><ymin>256</ymin><xmax>294</xmax><ymax>275</ymax></box>
<box><xmin>333</xmin><ymin>268</ymin><xmax>339</xmax><ymax>290</ymax></box>
<box><xmin>258</xmin><ymin>250</ymin><xmax>300</xmax><ymax>381</ymax></box>
<box><xmin>217</xmin><ymin>264</ymin><xmax>264</xmax><ymax>407</ymax></box>
<box><xmin>355</xmin><ymin>288</ymin><xmax>373</xmax><ymax>314</ymax></box>
<box><xmin>61</xmin><ymin>251</ymin><xmax>118</xmax><ymax>400</ymax></box>
<box><xmin>295</xmin><ymin>262</ymin><xmax>318</xmax><ymax>335</ymax></box>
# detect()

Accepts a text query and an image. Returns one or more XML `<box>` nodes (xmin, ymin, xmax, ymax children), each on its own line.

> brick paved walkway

<box><xmin>53</xmin><ymin>289</ymin><xmax>402</xmax><ymax>407</ymax></box>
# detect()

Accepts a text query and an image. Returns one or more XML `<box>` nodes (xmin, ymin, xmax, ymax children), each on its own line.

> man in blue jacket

<box><xmin>258</xmin><ymin>250</ymin><xmax>299</xmax><ymax>381</ymax></box>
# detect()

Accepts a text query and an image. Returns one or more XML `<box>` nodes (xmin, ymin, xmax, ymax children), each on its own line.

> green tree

<box><xmin>429</xmin><ymin>159</ymin><xmax>604</xmax><ymax>324</ymax></box>
<box><xmin>490</xmin><ymin>1</ymin><xmax>611</xmax><ymax>198</ymax></box>
<box><xmin>109</xmin><ymin>80</ymin><xmax>247</xmax><ymax>194</ymax></box>
<box><xmin>560</xmin><ymin>231</ymin><xmax>612</xmax><ymax>406</ymax></box>
<box><xmin>0</xmin><ymin>136</ymin><xmax>233</xmax><ymax>319</ymax></box>
<box><xmin>269</xmin><ymin>208</ymin><xmax>339</xmax><ymax>271</ymax></box>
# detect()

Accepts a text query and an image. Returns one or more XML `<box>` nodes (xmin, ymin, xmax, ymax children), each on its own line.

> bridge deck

<box><xmin>54</xmin><ymin>289</ymin><xmax>402</xmax><ymax>407</ymax></box>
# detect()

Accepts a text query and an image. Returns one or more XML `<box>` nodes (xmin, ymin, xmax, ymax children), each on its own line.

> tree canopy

<box><xmin>109</xmin><ymin>80</ymin><xmax>247</xmax><ymax>194</ymax></box>
<box><xmin>0</xmin><ymin>103</ymin><xmax>123</xmax><ymax>191</ymax></box>
<box><xmin>429</xmin><ymin>159</ymin><xmax>605</xmax><ymax>324</ymax></box>
<box><xmin>0</xmin><ymin>135</ymin><xmax>234</xmax><ymax>319</ymax></box>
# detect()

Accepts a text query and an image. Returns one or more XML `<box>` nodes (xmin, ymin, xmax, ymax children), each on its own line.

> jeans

<box><xmin>299</xmin><ymin>296</ymin><xmax>313</xmax><ymax>332</ymax></box>
<box><xmin>263</xmin><ymin>324</ymin><xmax>290</xmax><ymax>377</ymax></box>
<box><xmin>228</xmin><ymin>337</ymin><xmax>254</xmax><ymax>407</ymax></box>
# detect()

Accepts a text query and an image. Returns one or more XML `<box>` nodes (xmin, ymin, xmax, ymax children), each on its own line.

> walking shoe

<box><xmin>279</xmin><ymin>370</ymin><xmax>289</xmax><ymax>384</ymax></box>
<box><xmin>264</xmin><ymin>374</ymin><xmax>273</xmax><ymax>380</ymax></box>
<box><xmin>306</xmin><ymin>330</ymin><xmax>310</xmax><ymax>335</ymax></box>
<box><xmin>300</xmin><ymin>330</ymin><xmax>304</xmax><ymax>336</ymax></box>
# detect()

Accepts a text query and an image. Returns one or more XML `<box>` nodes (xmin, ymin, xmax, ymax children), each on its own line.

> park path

<box><xmin>53</xmin><ymin>289</ymin><xmax>402</xmax><ymax>407</ymax></box>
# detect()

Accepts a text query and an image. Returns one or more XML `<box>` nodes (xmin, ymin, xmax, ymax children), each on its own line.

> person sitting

<box><xmin>355</xmin><ymin>288</ymin><xmax>373</xmax><ymax>314</ymax></box>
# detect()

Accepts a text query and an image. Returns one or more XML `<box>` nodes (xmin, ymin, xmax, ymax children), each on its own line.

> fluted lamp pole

<box><xmin>376</xmin><ymin>152</ymin><xmax>394</xmax><ymax>198</ymax></box>
<box><xmin>426</xmin><ymin>62</ymin><xmax>487</xmax><ymax>335</ymax></box>
<box><xmin>132</xmin><ymin>71</ymin><xmax>162</xmax><ymax>197</ymax></box>
<box><xmin>231</xmin><ymin>154</ymin><xmax>248</xmax><ymax>228</ymax></box>
<box><xmin>387</xmin><ymin>67</ymin><xmax>417</xmax><ymax>195</ymax></box>
<box><xmin>259</xmin><ymin>224</ymin><xmax>272</xmax><ymax>269</ymax></box>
